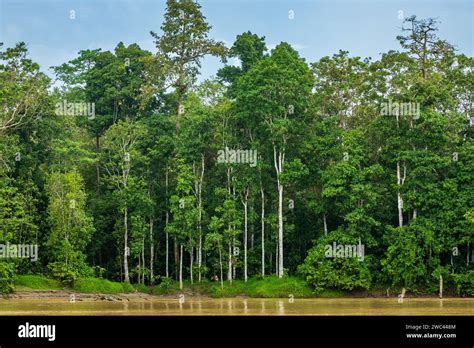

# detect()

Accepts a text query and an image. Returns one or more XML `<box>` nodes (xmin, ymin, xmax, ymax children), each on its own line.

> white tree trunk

<box><xmin>226</xmin><ymin>167</ymin><xmax>233</xmax><ymax>283</ymax></box>
<box><xmin>395</xmin><ymin>114</ymin><xmax>407</xmax><ymax>228</ymax></box>
<box><xmin>278</xmin><ymin>183</ymin><xmax>284</xmax><ymax>277</ymax></box>
<box><xmin>197</xmin><ymin>155</ymin><xmax>204</xmax><ymax>282</ymax></box>
<box><xmin>190</xmin><ymin>246</ymin><xmax>194</xmax><ymax>284</ymax></box>
<box><xmin>179</xmin><ymin>245</ymin><xmax>183</xmax><ymax>290</ymax></box>
<box><xmin>396</xmin><ymin>161</ymin><xmax>406</xmax><ymax>227</ymax></box>
<box><xmin>165</xmin><ymin>168</ymin><xmax>169</xmax><ymax>278</ymax></box>
<box><xmin>275</xmin><ymin>240</ymin><xmax>279</xmax><ymax>275</ymax></box>
<box><xmin>228</xmin><ymin>243</ymin><xmax>232</xmax><ymax>283</ymax></box>
<box><xmin>165</xmin><ymin>228</ymin><xmax>169</xmax><ymax>278</ymax></box>
<box><xmin>149</xmin><ymin>218</ymin><xmax>154</xmax><ymax>283</ymax></box>
<box><xmin>323</xmin><ymin>214</ymin><xmax>328</xmax><ymax>236</ymax></box>
<box><xmin>243</xmin><ymin>189</ymin><xmax>248</xmax><ymax>282</ymax></box>
<box><xmin>142</xmin><ymin>235</ymin><xmax>145</xmax><ymax>284</ymax></box>
<box><xmin>124</xmin><ymin>206</ymin><xmax>129</xmax><ymax>283</ymax></box>
<box><xmin>261</xmin><ymin>185</ymin><xmax>265</xmax><ymax>277</ymax></box>
<box><xmin>439</xmin><ymin>275</ymin><xmax>443</xmax><ymax>298</ymax></box>
<box><xmin>273</xmin><ymin>146</ymin><xmax>285</xmax><ymax>278</ymax></box>
<box><xmin>232</xmin><ymin>235</ymin><xmax>236</xmax><ymax>280</ymax></box>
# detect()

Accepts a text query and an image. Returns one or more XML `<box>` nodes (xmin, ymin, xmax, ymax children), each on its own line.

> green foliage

<box><xmin>381</xmin><ymin>226</ymin><xmax>428</xmax><ymax>290</ymax></box>
<box><xmin>0</xmin><ymin>262</ymin><xmax>15</xmax><ymax>294</ymax></box>
<box><xmin>13</xmin><ymin>275</ymin><xmax>136</xmax><ymax>294</ymax></box>
<box><xmin>73</xmin><ymin>278</ymin><xmax>135</xmax><ymax>294</ymax></box>
<box><xmin>45</xmin><ymin>170</ymin><xmax>95</xmax><ymax>283</ymax></box>
<box><xmin>299</xmin><ymin>229</ymin><xmax>372</xmax><ymax>292</ymax></box>
<box><xmin>133</xmin><ymin>283</ymin><xmax>153</xmax><ymax>294</ymax></box>
<box><xmin>213</xmin><ymin>276</ymin><xmax>313</xmax><ymax>298</ymax></box>
<box><xmin>153</xmin><ymin>277</ymin><xmax>180</xmax><ymax>295</ymax></box>
<box><xmin>0</xmin><ymin>42</ymin><xmax>51</xmax><ymax>132</ymax></box>
<box><xmin>151</xmin><ymin>276</ymin><xmax>313</xmax><ymax>298</ymax></box>
<box><xmin>47</xmin><ymin>262</ymin><xmax>79</xmax><ymax>286</ymax></box>
<box><xmin>13</xmin><ymin>275</ymin><xmax>62</xmax><ymax>290</ymax></box>
<box><xmin>218</xmin><ymin>31</ymin><xmax>267</xmax><ymax>95</ymax></box>
<box><xmin>452</xmin><ymin>271</ymin><xmax>474</xmax><ymax>296</ymax></box>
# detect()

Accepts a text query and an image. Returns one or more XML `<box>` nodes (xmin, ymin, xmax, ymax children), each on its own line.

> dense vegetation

<box><xmin>0</xmin><ymin>0</ymin><xmax>472</xmax><ymax>297</ymax></box>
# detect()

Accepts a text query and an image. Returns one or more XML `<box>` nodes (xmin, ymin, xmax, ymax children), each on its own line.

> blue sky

<box><xmin>1</xmin><ymin>0</ymin><xmax>472</xmax><ymax>81</ymax></box>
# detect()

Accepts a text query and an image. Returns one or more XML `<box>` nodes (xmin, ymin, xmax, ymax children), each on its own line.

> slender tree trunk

<box><xmin>124</xmin><ymin>206</ymin><xmax>129</xmax><ymax>283</ymax></box>
<box><xmin>197</xmin><ymin>155</ymin><xmax>204</xmax><ymax>282</ymax></box>
<box><xmin>190</xmin><ymin>246</ymin><xmax>194</xmax><ymax>284</ymax></box>
<box><xmin>228</xmin><ymin>243</ymin><xmax>232</xmax><ymax>283</ymax></box>
<box><xmin>176</xmin><ymin>64</ymin><xmax>186</xmax><ymax>132</ymax></box>
<box><xmin>232</xmin><ymin>235</ymin><xmax>236</xmax><ymax>280</ymax></box>
<box><xmin>165</xmin><ymin>168</ymin><xmax>169</xmax><ymax>278</ymax></box>
<box><xmin>323</xmin><ymin>213</ymin><xmax>328</xmax><ymax>236</ymax></box>
<box><xmin>439</xmin><ymin>275</ymin><xmax>443</xmax><ymax>298</ymax></box>
<box><xmin>396</xmin><ymin>161</ymin><xmax>406</xmax><ymax>227</ymax></box>
<box><xmin>250</xmin><ymin>200</ymin><xmax>255</xmax><ymax>250</ymax></box>
<box><xmin>142</xmin><ymin>236</ymin><xmax>145</xmax><ymax>284</ymax></box>
<box><xmin>275</xmin><ymin>239</ymin><xmax>279</xmax><ymax>276</ymax></box>
<box><xmin>274</xmin><ymin>146</ymin><xmax>285</xmax><ymax>278</ymax></box>
<box><xmin>95</xmin><ymin>135</ymin><xmax>101</xmax><ymax>194</ymax></box>
<box><xmin>179</xmin><ymin>245</ymin><xmax>183</xmax><ymax>290</ymax></box>
<box><xmin>243</xmin><ymin>189</ymin><xmax>248</xmax><ymax>282</ymax></box>
<box><xmin>231</xmin><ymin>183</ymin><xmax>237</xmax><ymax>281</ymax></box>
<box><xmin>198</xmin><ymin>212</ymin><xmax>202</xmax><ymax>282</ymax></box>
<box><xmin>261</xmin><ymin>185</ymin><xmax>265</xmax><ymax>277</ymax></box>
<box><xmin>138</xmin><ymin>253</ymin><xmax>141</xmax><ymax>284</ymax></box>
<box><xmin>396</xmin><ymin>115</ymin><xmax>406</xmax><ymax>228</ymax></box>
<box><xmin>226</xmin><ymin>167</ymin><xmax>233</xmax><ymax>283</ymax></box>
<box><xmin>149</xmin><ymin>217</ymin><xmax>154</xmax><ymax>283</ymax></box>
<box><xmin>165</xmin><ymin>227</ymin><xmax>169</xmax><ymax>278</ymax></box>
<box><xmin>277</xmin><ymin>183</ymin><xmax>284</xmax><ymax>277</ymax></box>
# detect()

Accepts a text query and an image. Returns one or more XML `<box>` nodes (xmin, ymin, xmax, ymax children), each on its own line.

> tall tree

<box><xmin>101</xmin><ymin>120</ymin><xmax>145</xmax><ymax>282</ymax></box>
<box><xmin>0</xmin><ymin>43</ymin><xmax>50</xmax><ymax>133</ymax></box>
<box><xmin>46</xmin><ymin>170</ymin><xmax>95</xmax><ymax>283</ymax></box>
<box><xmin>235</xmin><ymin>43</ymin><xmax>313</xmax><ymax>277</ymax></box>
<box><xmin>151</xmin><ymin>0</ymin><xmax>227</xmax><ymax>131</ymax></box>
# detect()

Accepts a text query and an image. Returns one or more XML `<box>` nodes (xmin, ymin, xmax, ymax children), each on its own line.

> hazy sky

<box><xmin>1</xmin><ymin>0</ymin><xmax>472</xmax><ymax>81</ymax></box>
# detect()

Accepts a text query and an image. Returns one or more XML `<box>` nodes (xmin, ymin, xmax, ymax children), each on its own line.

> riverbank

<box><xmin>12</xmin><ymin>275</ymin><xmax>318</xmax><ymax>298</ymax></box>
<box><xmin>7</xmin><ymin>290</ymin><xmax>152</xmax><ymax>301</ymax></box>
<box><xmin>9</xmin><ymin>274</ymin><xmax>467</xmax><ymax>299</ymax></box>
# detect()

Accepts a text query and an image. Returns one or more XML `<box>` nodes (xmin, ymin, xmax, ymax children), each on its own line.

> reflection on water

<box><xmin>0</xmin><ymin>298</ymin><xmax>472</xmax><ymax>316</ymax></box>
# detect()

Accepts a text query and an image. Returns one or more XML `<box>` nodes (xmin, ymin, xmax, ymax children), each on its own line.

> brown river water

<box><xmin>0</xmin><ymin>297</ymin><xmax>473</xmax><ymax>316</ymax></box>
